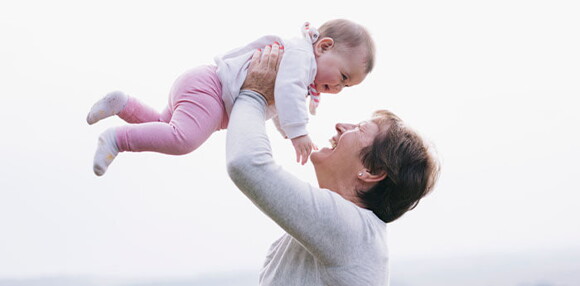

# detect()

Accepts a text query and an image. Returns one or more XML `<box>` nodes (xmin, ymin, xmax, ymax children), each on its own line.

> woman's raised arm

<box><xmin>226</xmin><ymin>45</ymin><xmax>367</xmax><ymax>265</ymax></box>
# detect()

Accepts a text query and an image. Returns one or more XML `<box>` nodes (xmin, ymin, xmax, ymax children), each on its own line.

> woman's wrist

<box><xmin>239</xmin><ymin>89</ymin><xmax>268</xmax><ymax>106</ymax></box>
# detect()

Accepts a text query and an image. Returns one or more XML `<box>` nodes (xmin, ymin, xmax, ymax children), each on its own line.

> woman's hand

<box><xmin>241</xmin><ymin>43</ymin><xmax>283</xmax><ymax>105</ymax></box>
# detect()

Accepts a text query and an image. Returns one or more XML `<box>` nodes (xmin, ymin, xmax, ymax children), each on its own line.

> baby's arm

<box><xmin>271</xmin><ymin>115</ymin><xmax>288</xmax><ymax>139</ymax></box>
<box><xmin>291</xmin><ymin>135</ymin><xmax>317</xmax><ymax>165</ymax></box>
<box><xmin>274</xmin><ymin>43</ymin><xmax>316</xmax><ymax>163</ymax></box>
<box><xmin>274</xmin><ymin>115</ymin><xmax>316</xmax><ymax>164</ymax></box>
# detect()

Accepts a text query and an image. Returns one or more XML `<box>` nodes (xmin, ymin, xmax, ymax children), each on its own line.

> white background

<box><xmin>1</xmin><ymin>0</ymin><xmax>579</xmax><ymax>281</ymax></box>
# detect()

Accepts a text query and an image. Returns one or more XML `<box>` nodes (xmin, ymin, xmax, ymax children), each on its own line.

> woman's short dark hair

<box><xmin>358</xmin><ymin>110</ymin><xmax>440</xmax><ymax>223</ymax></box>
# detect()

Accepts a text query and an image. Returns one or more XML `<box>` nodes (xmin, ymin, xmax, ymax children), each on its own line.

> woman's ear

<box><xmin>314</xmin><ymin>37</ymin><xmax>335</xmax><ymax>56</ymax></box>
<box><xmin>358</xmin><ymin>169</ymin><xmax>387</xmax><ymax>183</ymax></box>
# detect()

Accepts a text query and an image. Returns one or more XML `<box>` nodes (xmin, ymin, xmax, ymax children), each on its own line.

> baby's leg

<box><xmin>86</xmin><ymin>91</ymin><xmax>129</xmax><ymax>125</ymax></box>
<box><xmin>92</xmin><ymin>65</ymin><xmax>226</xmax><ymax>175</ymax></box>
<box><xmin>117</xmin><ymin>96</ymin><xmax>171</xmax><ymax>124</ymax></box>
<box><xmin>93</xmin><ymin>128</ymin><xmax>119</xmax><ymax>176</ymax></box>
<box><xmin>87</xmin><ymin>91</ymin><xmax>168</xmax><ymax>125</ymax></box>
<box><xmin>114</xmin><ymin>101</ymin><xmax>222</xmax><ymax>154</ymax></box>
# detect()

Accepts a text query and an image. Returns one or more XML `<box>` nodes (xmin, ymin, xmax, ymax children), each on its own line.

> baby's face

<box><xmin>314</xmin><ymin>46</ymin><xmax>368</xmax><ymax>94</ymax></box>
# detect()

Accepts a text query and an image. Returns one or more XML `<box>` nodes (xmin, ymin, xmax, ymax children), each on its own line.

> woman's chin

<box><xmin>311</xmin><ymin>147</ymin><xmax>332</xmax><ymax>164</ymax></box>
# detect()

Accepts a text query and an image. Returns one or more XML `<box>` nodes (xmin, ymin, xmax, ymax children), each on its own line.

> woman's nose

<box><xmin>335</xmin><ymin>123</ymin><xmax>346</xmax><ymax>134</ymax></box>
<box><xmin>335</xmin><ymin>123</ymin><xmax>354</xmax><ymax>133</ymax></box>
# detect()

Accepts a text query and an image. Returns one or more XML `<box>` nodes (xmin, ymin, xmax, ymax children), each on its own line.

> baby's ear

<box><xmin>314</xmin><ymin>37</ymin><xmax>335</xmax><ymax>56</ymax></box>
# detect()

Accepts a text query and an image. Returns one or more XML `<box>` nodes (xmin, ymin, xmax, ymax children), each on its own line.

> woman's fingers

<box><xmin>277</xmin><ymin>45</ymin><xmax>284</xmax><ymax>68</ymax></box>
<box><xmin>247</xmin><ymin>49</ymin><xmax>262</xmax><ymax>71</ymax></box>
<box><xmin>241</xmin><ymin>42</ymin><xmax>282</xmax><ymax>105</ymax></box>
<box><xmin>269</xmin><ymin>44</ymin><xmax>280</xmax><ymax>71</ymax></box>
<box><xmin>261</xmin><ymin>45</ymin><xmax>272</xmax><ymax>68</ymax></box>
<box><xmin>258</xmin><ymin>43</ymin><xmax>283</xmax><ymax>72</ymax></box>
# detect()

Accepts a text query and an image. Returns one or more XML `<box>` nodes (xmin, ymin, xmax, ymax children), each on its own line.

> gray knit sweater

<box><xmin>226</xmin><ymin>90</ymin><xmax>389</xmax><ymax>286</ymax></box>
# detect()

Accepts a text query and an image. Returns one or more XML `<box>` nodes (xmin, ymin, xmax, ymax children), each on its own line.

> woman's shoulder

<box><xmin>318</xmin><ymin>188</ymin><xmax>387</xmax><ymax>235</ymax></box>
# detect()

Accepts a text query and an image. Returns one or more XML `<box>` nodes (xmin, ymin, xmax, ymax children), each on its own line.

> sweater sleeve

<box><xmin>226</xmin><ymin>90</ymin><xmax>369</xmax><ymax>265</ymax></box>
<box><xmin>273</xmin><ymin>46</ymin><xmax>313</xmax><ymax>139</ymax></box>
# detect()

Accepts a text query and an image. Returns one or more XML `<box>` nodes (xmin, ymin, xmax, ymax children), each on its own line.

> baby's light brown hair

<box><xmin>317</xmin><ymin>19</ymin><xmax>376</xmax><ymax>74</ymax></box>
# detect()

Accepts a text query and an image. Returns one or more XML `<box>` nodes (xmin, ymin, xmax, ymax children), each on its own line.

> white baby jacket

<box><xmin>214</xmin><ymin>33</ymin><xmax>317</xmax><ymax>139</ymax></box>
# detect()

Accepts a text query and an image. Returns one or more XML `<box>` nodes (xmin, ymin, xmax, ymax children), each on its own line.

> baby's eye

<box><xmin>341</xmin><ymin>74</ymin><xmax>347</xmax><ymax>81</ymax></box>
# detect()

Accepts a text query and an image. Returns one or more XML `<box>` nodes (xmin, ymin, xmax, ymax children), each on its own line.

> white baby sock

<box><xmin>93</xmin><ymin>128</ymin><xmax>119</xmax><ymax>176</ymax></box>
<box><xmin>86</xmin><ymin>91</ymin><xmax>129</xmax><ymax>125</ymax></box>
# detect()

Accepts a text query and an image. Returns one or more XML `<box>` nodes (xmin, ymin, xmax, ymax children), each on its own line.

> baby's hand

<box><xmin>291</xmin><ymin>135</ymin><xmax>317</xmax><ymax>165</ymax></box>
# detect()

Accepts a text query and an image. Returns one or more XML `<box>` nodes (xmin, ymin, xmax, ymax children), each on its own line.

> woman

<box><xmin>227</xmin><ymin>44</ymin><xmax>439</xmax><ymax>286</ymax></box>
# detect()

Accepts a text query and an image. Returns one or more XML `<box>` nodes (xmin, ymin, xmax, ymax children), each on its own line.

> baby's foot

<box><xmin>93</xmin><ymin>128</ymin><xmax>119</xmax><ymax>176</ymax></box>
<box><xmin>86</xmin><ymin>91</ymin><xmax>129</xmax><ymax>125</ymax></box>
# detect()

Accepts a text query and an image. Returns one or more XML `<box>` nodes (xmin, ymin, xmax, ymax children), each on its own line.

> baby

<box><xmin>87</xmin><ymin>19</ymin><xmax>375</xmax><ymax>175</ymax></box>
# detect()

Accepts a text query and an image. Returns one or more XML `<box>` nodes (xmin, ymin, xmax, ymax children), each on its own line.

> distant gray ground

<box><xmin>1</xmin><ymin>252</ymin><xmax>579</xmax><ymax>286</ymax></box>
<box><xmin>0</xmin><ymin>272</ymin><xmax>257</xmax><ymax>286</ymax></box>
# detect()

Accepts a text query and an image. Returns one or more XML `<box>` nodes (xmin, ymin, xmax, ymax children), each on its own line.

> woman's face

<box><xmin>311</xmin><ymin>119</ymin><xmax>381</xmax><ymax>178</ymax></box>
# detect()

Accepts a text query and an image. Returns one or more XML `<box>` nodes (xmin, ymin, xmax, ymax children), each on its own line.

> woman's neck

<box><xmin>318</xmin><ymin>176</ymin><xmax>365</xmax><ymax>208</ymax></box>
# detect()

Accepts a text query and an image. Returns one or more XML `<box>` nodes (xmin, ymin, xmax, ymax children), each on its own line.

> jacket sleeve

<box><xmin>273</xmin><ymin>46</ymin><xmax>314</xmax><ymax>139</ymax></box>
<box><xmin>271</xmin><ymin>115</ymin><xmax>288</xmax><ymax>139</ymax></box>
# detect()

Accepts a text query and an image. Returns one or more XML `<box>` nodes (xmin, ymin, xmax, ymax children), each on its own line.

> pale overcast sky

<box><xmin>1</xmin><ymin>0</ymin><xmax>579</xmax><ymax>279</ymax></box>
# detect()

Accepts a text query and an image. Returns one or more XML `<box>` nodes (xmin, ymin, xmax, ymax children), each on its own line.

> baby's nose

<box><xmin>330</xmin><ymin>84</ymin><xmax>343</xmax><ymax>93</ymax></box>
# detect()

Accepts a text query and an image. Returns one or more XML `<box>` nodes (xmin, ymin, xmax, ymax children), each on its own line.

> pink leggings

<box><xmin>115</xmin><ymin>65</ymin><xmax>228</xmax><ymax>155</ymax></box>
